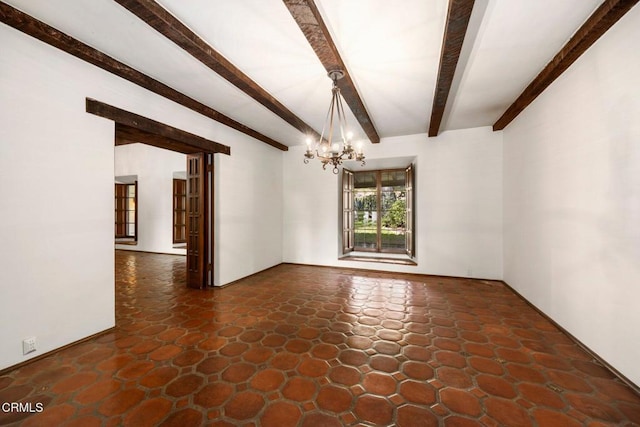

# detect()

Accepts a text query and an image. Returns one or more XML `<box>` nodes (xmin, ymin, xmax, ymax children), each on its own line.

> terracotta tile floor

<box><xmin>1</xmin><ymin>251</ymin><xmax>640</xmax><ymax>426</ymax></box>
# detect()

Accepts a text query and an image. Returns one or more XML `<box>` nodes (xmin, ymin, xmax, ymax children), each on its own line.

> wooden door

<box><xmin>186</xmin><ymin>153</ymin><xmax>207</xmax><ymax>288</ymax></box>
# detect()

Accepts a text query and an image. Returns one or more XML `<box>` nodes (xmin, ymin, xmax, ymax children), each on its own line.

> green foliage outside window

<box><xmin>382</xmin><ymin>199</ymin><xmax>406</xmax><ymax>228</ymax></box>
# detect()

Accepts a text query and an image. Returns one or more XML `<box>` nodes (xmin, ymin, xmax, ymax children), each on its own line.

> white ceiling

<box><xmin>445</xmin><ymin>0</ymin><xmax>602</xmax><ymax>130</ymax></box>
<box><xmin>5</xmin><ymin>0</ymin><xmax>605</xmax><ymax>147</ymax></box>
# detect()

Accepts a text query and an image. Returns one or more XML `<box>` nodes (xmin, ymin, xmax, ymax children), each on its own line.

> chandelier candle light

<box><xmin>304</xmin><ymin>70</ymin><xmax>365</xmax><ymax>174</ymax></box>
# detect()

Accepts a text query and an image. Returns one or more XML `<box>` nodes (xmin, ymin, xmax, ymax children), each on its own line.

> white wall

<box><xmin>503</xmin><ymin>6</ymin><xmax>640</xmax><ymax>385</ymax></box>
<box><xmin>0</xmin><ymin>23</ymin><xmax>283</xmax><ymax>369</ymax></box>
<box><xmin>214</xmin><ymin>133</ymin><xmax>283</xmax><ymax>286</ymax></box>
<box><xmin>115</xmin><ymin>144</ymin><xmax>186</xmax><ymax>255</ymax></box>
<box><xmin>283</xmin><ymin>127</ymin><xmax>503</xmax><ymax>279</ymax></box>
<box><xmin>0</xmin><ymin>25</ymin><xmax>114</xmax><ymax>370</ymax></box>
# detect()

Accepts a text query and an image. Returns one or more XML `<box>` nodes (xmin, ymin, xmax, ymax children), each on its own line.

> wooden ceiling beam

<box><xmin>0</xmin><ymin>1</ymin><xmax>287</xmax><ymax>151</ymax></box>
<box><xmin>114</xmin><ymin>0</ymin><xmax>320</xmax><ymax>141</ymax></box>
<box><xmin>428</xmin><ymin>0</ymin><xmax>475</xmax><ymax>137</ymax></box>
<box><xmin>283</xmin><ymin>0</ymin><xmax>380</xmax><ymax>144</ymax></box>
<box><xmin>87</xmin><ymin>98</ymin><xmax>231</xmax><ymax>155</ymax></box>
<box><xmin>116</xmin><ymin>124</ymin><xmax>204</xmax><ymax>154</ymax></box>
<box><xmin>493</xmin><ymin>0</ymin><xmax>639</xmax><ymax>131</ymax></box>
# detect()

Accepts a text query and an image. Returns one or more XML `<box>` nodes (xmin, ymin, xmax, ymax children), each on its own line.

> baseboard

<box><xmin>216</xmin><ymin>263</ymin><xmax>285</xmax><ymax>288</ymax></box>
<box><xmin>220</xmin><ymin>262</ymin><xmax>498</xmax><ymax>289</ymax></box>
<box><xmin>500</xmin><ymin>280</ymin><xmax>640</xmax><ymax>396</ymax></box>
<box><xmin>0</xmin><ymin>327</ymin><xmax>116</xmax><ymax>377</ymax></box>
<box><xmin>115</xmin><ymin>248</ymin><xmax>186</xmax><ymax>256</ymax></box>
<box><xmin>282</xmin><ymin>261</ymin><xmax>500</xmax><ymax>283</ymax></box>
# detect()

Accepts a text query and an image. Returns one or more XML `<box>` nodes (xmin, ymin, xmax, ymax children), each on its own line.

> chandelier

<box><xmin>304</xmin><ymin>70</ymin><xmax>365</xmax><ymax>174</ymax></box>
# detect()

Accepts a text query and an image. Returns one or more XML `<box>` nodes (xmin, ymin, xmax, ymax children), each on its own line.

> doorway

<box><xmin>114</xmin><ymin>145</ymin><xmax>214</xmax><ymax>289</ymax></box>
<box><xmin>87</xmin><ymin>99</ymin><xmax>230</xmax><ymax>289</ymax></box>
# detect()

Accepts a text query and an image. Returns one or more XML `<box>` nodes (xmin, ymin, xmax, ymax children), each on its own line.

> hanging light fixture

<box><xmin>304</xmin><ymin>70</ymin><xmax>365</xmax><ymax>174</ymax></box>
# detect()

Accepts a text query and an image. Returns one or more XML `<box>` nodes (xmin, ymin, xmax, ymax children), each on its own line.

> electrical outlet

<box><xmin>23</xmin><ymin>337</ymin><xmax>37</xmax><ymax>355</ymax></box>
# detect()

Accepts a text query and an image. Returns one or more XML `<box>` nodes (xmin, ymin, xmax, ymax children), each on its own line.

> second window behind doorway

<box><xmin>173</xmin><ymin>178</ymin><xmax>187</xmax><ymax>244</ymax></box>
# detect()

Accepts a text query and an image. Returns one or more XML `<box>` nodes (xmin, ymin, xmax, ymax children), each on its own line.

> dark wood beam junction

<box><xmin>114</xmin><ymin>0</ymin><xmax>320</xmax><ymax>141</ymax></box>
<box><xmin>87</xmin><ymin>98</ymin><xmax>231</xmax><ymax>155</ymax></box>
<box><xmin>428</xmin><ymin>0</ymin><xmax>475</xmax><ymax>137</ymax></box>
<box><xmin>0</xmin><ymin>1</ymin><xmax>287</xmax><ymax>151</ymax></box>
<box><xmin>283</xmin><ymin>0</ymin><xmax>380</xmax><ymax>144</ymax></box>
<box><xmin>116</xmin><ymin>124</ymin><xmax>205</xmax><ymax>154</ymax></box>
<box><xmin>493</xmin><ymin>0</ymin><xmax>639</xmax><ymax>131</ymax></box>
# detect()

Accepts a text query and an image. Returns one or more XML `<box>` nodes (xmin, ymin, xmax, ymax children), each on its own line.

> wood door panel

<box><xmin>186</xmin><ymin>153</ymin><xmax>207</xmax><ymax>288</ymax></box>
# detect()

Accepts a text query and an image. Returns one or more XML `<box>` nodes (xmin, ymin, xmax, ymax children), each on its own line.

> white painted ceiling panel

<box><xmin>4</xmin><ymin>0</ymin><xmax>308</xmax><ymax>145</ymax></box>
<box><xmin>156</xmin><ymin>0</ymin><xmax>335</xmax><ymax>145</ymax></box>
<box><xmin>3</xmin><ymin>0</ymin><xmax>621</xmax><ymax>147</ymax></box>
<box><xmin>446</xmin><ymin>0</ymin><xmax>603</xmax><ymax>130</ymax></box>
<box><xmin>315</xmin><ymin>0</ymin><xmax>447</xmax><ymax>138</ymax></box>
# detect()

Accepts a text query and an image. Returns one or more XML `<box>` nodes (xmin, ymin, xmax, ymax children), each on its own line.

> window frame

<box><xmin>173</xmin><ymin>178</ymin><xmax>187</xmax><ymax>244</ymax></box>
<box><xmin>115</xmin><ymin>181</ymin><xmax>137</xmax><ymax>243</ymax></box>
<box><xmin>405</xmin><ymin>164</ymin><xmax>415</xmax><ymax>258</ymax></box>
<box><xmin>341</xmin><ymin>166</ymin><xmax>415</xmax><ymax>257</ymax></box>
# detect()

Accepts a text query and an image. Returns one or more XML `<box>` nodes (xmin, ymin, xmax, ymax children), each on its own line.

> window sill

<box><xmin>339</xmin><ymin>252</ymin><xmax>417</xmax><ymax>266</ymax></box>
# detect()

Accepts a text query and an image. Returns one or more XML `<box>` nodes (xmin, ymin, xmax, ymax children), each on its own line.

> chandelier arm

<box><xmin>328</xmin><ymin>88</ymin><xmax>339</xmax><ymax>150</ymax></box>
<box><xmin>316</xmin><ymin>95</ymin><xmax>333</xmax><ymax>153</ymax></box>
<box><xmin>336</xmin><ymin>89</ymin><xmax>349</xmax><ymax>146</ymax></box>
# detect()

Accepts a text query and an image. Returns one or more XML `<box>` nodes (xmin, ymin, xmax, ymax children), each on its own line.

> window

<box><xmin>173</xmin><ymin>178</ymin><xmax>187</xmax><ymax>244</ymax></box>
<box><xmin>115</xmin><ymin>182</ymin><xmax>137</xmax><ymax>242</ymax></box>
<box><xmin>342</xmin><ymin>166</ymin><xmax>414</xmax><ymax>257</ymax></box>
